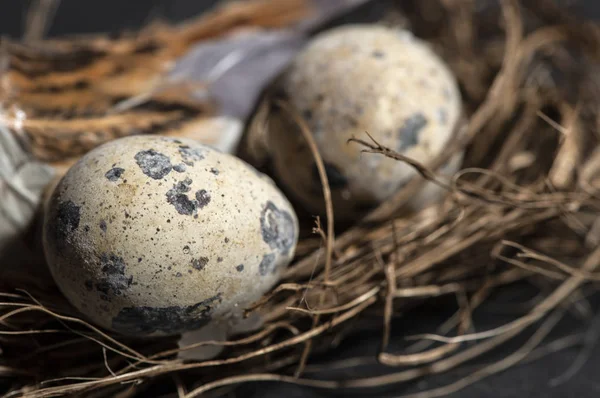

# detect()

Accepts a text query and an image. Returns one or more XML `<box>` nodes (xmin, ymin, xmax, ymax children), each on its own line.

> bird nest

<box><xmin>3</xmin><ymin>0</ymin><xmax>600</xmax><ymax>397</ymax></box>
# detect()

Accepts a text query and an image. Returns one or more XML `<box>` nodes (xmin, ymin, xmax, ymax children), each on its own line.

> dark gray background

<box><xmin>1</xmin><ymin>1</ymin><xmax>600</xmax><ymax>397</ymax></box>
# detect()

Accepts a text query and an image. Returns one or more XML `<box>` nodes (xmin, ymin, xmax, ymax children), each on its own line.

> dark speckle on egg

<box><xmin>195</xmin><ymin>189</ymin><xmax>211</xmax><ymax>209</ymax></box>
<box><xmin>173</xmin><ymin>163</ymin><xmax>187</xmax><ymax>173</ymax></box>
<box><xmin>105</xmin><ymin>167</ymin><xmax>125</xmax><ymax>181</ymax></box>
<box><xmin>166</xmin><ymin>178</ymin><xmax>197</xmax><ymax>216</ymax></box>
<box><xmin>210</xmin><ymin>168</ymin><xmax>219</xmax><ymax>175</ymax></box>
<box><xmin>51</xmin><ymin>200</ymin><xmax>81</xmax><ymax>246</ymax></box>
<box><xmin>260</xmin><ymin>201</ymin><xmax>296</xmax><ymax>256</ymax></box>
<box><xmin>99</xmin><ymin>219</ymin><xmax>107</xmax><ymax>233</ymax></box>
<box><xmin>236</xmin><ymin>264</ymin><xmax>244</xmax><ymax>272</ymax></box>
<box><xmin>372</xmin><ymin>50</ymin><xmax>385</xmax><ymax>58</ymax></box>
<box><xmin>165</xmin><ymin>179</ymin><xmax>212</xmax><ymax>215</ymax></box>
<box><xmin>346</xmin><ymin>116</ymin><xmax>359</xmax><ymax>128</ymax></box>
<box><xmin>134</xmin><ymin>149</ymin><xmax>172</xmax><ymax>179</ymax></box>
<box><xmin>111</xmin><ymin>293</ymin><xmax>222</xmax><ymax>335</ymax></box>
<box><xmin>258</xmin><ymin>253</ymin><xmax>276</xmax><ymax>276</ymax></box>
<box><xmin>179</xmin><ymin>145</ymin><xmax>206</xmax><ymax>166</ymax></box>
<box><xmin>191</xmin><ymin>257</ymin><xmax>209</xmax><ymax>271</ymax></box>
<box><xmin>397</xmin><ymin>113</ymin><xmax>428</xmax><ymax>152</ymax></box>
<box><xmin>93</xmin><ymin>253</ymin><xmax>133</xmax><ymax>301</ymax></box>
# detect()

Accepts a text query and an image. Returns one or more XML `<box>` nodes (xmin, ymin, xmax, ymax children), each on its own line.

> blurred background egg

<box><xmin>249</xmin><ymin>24</ymin><xmax>463</xmax><ymax>221</ymax></box>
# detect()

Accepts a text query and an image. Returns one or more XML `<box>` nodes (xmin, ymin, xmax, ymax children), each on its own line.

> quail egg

<box><xmin>43</xmin><ymin>135</ymin><xmax>298</xmax><ymax>337</ymax></box>
<box><xmin>256</xmin><ymin>24</ymin><xmax>463</xmax><ymax>220</ymax></box>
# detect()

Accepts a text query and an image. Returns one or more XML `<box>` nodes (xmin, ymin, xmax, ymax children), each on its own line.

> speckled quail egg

<box><xmin>256</xmin><ymin>24</ymin><xmax>463</xmax><ymax>220</ymax></box>
<box><xmin>42</xmin><ymin>135</ymin><xmax>298</xmax><ymax>337</ymax></box>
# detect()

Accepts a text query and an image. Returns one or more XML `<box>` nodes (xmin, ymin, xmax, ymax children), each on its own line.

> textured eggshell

<box><xmin>43</xmin><ymin>135</ymin><xmax>298</xmax><ymax>337</ymax></box>
<box><xmin>261</xmin><ymin>24</ymin><xmax>462</xmax><ymax>220</ymax></box>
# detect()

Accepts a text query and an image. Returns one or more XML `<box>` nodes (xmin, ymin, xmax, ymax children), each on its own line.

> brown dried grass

<box><xmin>3</xmin><ymin>0</ymin><xmax>600</xmax><ymax>397</ymax></box>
